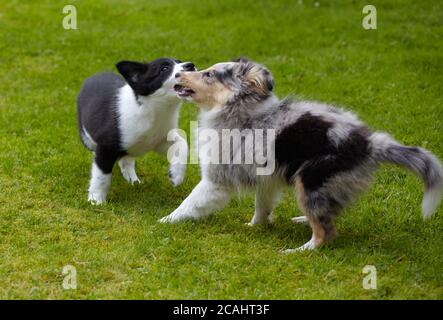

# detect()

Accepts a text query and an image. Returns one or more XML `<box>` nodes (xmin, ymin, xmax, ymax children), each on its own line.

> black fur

<box><xmin>275</xmin><ymin>113</ymin><xmax>371</xmax><ymax>191</ymax></box>
<box><xmin>116</xmin><ymin>58</ymin><xmax>179</xmax><ymax>96</ymax></box>
<box><xmin>299</xmin><ymin>127</ymin><xmax>371</xmax><ymax>191</ymax></box>
<box><xmin>77</xmin><ymin>72</ymin><xmax>125</xmax><ymax>152</ymax></box>
<box><xmin>275</xmin><ymin>113</ymin><xmax>334</xmax><ymax>183</ymax></box>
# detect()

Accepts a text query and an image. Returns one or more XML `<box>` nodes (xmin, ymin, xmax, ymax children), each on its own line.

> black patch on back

<box><xmin>275</xmin><ymin>113</ymin><xmax>334</xmax><ymax>182</ymax></box>
<box><xmin>275</xmin><ymin>113</ymin><xmax>371</xmax><ymax>190</ymax></box>
<box><xmin>77</xmin><ymin>72</ymin><xmax>128</xmax><ymax>173</ymax></box>
<box><xmin>77</xmin><ymin>72</ymin><xmax>125</xmax><ymax>149</ymax></box>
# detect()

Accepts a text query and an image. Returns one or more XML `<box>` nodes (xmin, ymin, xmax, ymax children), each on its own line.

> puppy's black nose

<box><xmin>183</xmin><ymin>62</ymin><xmax>195</xmax><ymax>71</ymax></box>
<box><xmin>175</xmin><ymin>72</ymin><xmax>181</xmax><ymax>78</ymax></box>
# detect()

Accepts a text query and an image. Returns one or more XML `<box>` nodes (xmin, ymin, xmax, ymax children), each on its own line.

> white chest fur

<box><xmin>117</xmin><ymin>84</ymin><xmax>180</xmax><ymax>156</ymax></box>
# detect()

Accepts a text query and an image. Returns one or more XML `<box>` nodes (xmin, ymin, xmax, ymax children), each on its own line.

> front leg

<box><xmin>159</xmin><ymin>180</ymin><xmax>231</xmax><ymax>223</ymax></box>
<box><xmin>156</xmin><ymin>129</ymin><xmax>188</xmax><ymax>186</ymax></box>
<box><xmin>249</xmin><ymin>182</ymin><xmax>281</xmax><ymax>225</ymax></box>
<box><xmin>118</xmin><ymin>156</ymin><xmax>141</xmax><ymax>184</ymax></box>
<box><xmin>87</xmin><ymin>146</ymin><xmax>118</xmax><ymax>205</ymax></box>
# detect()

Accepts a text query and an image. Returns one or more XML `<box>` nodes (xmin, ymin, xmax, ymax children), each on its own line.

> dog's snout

<box><xmin>182</xmin><ymin>62</ymin><xmax>195</xmax><ymax>71</ymax></box>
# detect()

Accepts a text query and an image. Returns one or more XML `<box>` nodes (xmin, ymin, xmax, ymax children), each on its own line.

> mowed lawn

<box><xmin>0</xmin><ymin>0</ymin><xmax>442</xmax><ymax>299</ymax></box>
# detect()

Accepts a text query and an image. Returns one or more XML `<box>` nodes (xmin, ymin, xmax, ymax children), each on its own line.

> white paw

<box><xmin>159</xmin><ymin>215</ymin><xmax>173</xmax><ymax>223</ymax></box>
<box><xmin>248</xmin><ymin>213</ymin><xmax>273</xmax><ymax>226</ymax></box>
<box><xmin>169</xmin><ymin>164</ymin><xmax>186</xmax><ymax>187</ymax></box>
<box><xmin>282</xmin><ymin>248</ymin><xmax>300</xmax><ymax>254</ymax></box>
<box><xmin>291</xmin><ymin>216</ymin><xmax>309</xmax><ymax>225</ymax></box>
<box><xmin>159</xmin><ymin>211</ymin><xmax>193</xmax><ymax>223</ymax></box>
<box><xmin>159</xmin><ymin>213</ymin><xmax>180</xmax><ymax>223</ymax></box>
<box><xmin>88</xmin><ymin>191</ymin><xmax>107</xmax><ymax>205</ymax></box>
<box><xmin>159</xmin><ymin>211</ymin><xmax>182</xmax><ymax>223</ymax></box>
<box><xmin>121</xmin><ymin>168</ymin><xmax>141</xmax><ymax>185</ymax></box>
<box><xmin>282</xmin><ymin>238</ymin><xmax>317</xmax><ymax>253</ymax></box>
<box><xmin>118</xmin><ymin>157</ymin><xmax>140</xmax><ymax>185</ymax></box>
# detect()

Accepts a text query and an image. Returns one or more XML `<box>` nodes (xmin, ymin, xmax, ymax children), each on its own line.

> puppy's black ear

<box><xmin>233</xmin><ymin>57</ymin><xmax>250</xmax><ymax>63</ymax></box>
<box><xmin>116</xmin><ymin>61</ymin><xmax>148</xmax><ymax>87</ymax></box>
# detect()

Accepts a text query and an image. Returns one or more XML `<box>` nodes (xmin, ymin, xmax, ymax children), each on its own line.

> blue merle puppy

<box><xmin>160</xmin><ymin>57</ymin><xmax>443</xmax><ymax>252</ymax></box>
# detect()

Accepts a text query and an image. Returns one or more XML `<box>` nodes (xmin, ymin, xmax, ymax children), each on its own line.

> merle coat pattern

<box><xmin>161</xmin><ymin>58</ymin><xmax>443</xmax><ymax>252</ymax></box>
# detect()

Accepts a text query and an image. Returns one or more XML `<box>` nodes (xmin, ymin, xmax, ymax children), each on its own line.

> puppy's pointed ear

<box><xmin>116</xmin><ymin>61</ymin><xmax>148</xmax><ymax>87</ymax></box>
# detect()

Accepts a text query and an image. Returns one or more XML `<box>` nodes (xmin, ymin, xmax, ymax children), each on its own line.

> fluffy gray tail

<box><xmin>371</xmin><ymin>132</ymin><xmax>443</xmax><ymax>219</ymax></box>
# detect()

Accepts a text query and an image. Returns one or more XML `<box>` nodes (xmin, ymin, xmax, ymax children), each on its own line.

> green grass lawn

<box><xmin>0</xmin><ymin>0</ymin><xmax>442</xmax><ymax>299</ymax></box>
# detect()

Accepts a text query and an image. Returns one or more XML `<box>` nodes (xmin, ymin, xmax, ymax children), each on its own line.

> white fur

<box><xmin>283</xmin><ymin>237</ymin><xmax>316</xmax><ymax>253</ymax></box>
<box><xmin>155</xmin><ymin>129</ymin><xmax>188</xmax><ymax>186</ymax></box>
<box><xmin>250</xmin><ymin>177</ymin><xmax>282</xmax><ymax>224</ymax></box>
<box><xmin>291</xmin><ymin>216</ymin><xmax>309</xmax><ymax>224</ymax></box>
<box><xmin>88</xmin><ymin>162</ymin><xmax>111</xmax><ymax>205</ymax></box>
<box><xmin>159</xmin><ymin>180</ymin><xmax>231</xmax><ymax>223</ymax></box>
<box><xmin>118</xmin><ymin>156</ymin><xmax>140</xmax><ymax>184</ymax></box>
<box><xmin>423</xmin><ymin>183</ymin><xmax>443</xmax><ymax>219</ymax></box>
<box><xmin>370</xmin><ymin>131</ymin><xmax>443</xmax><ymax>219</ymax></box>
<box><xmin>160</xmin><ymin>103</ymin><xmax>283</xmax><ymax>223</ymax></box>
<box><xmin>117</xmin><ymin>63</ymin><xmax>184</xmax><ymax>156</ymax></box>
<box><xmin>422</xmin><ymin>152</ymin><xmax>443</xmax><ymax>219</ymax></box>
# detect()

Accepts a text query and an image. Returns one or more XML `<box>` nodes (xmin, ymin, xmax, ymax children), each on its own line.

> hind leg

<box><xmin>248</xmin><ymin>182</ymin><xmax>281</xmax><ymax>225</ymax></box>
<box><xmin>285</xmin><ymin>177</ymin><xmax>338</xmax><ymax>253</ymax></box>
<box><xmin>291</xmin><ymin>178</ymin><xmax>309</xmax><ymax>225</ymax></box>
<box><xmin>118</xmin><ymin>156</ymin><xmax>140</xmax><ymax>184</ymax></box>
<box><xmin>88</xmin><ymin>162</ymin><xmax>111</xmax><ymax>205</ymax></box>
<box><xmin>292</xmin><ymin>214</ymin><xmax>337</xmax><ymax>252</ymax></box>
<box><xmin>87</xmin><ymin>145</ymin><xmax>119</xmax><ymax>205</ymax></box>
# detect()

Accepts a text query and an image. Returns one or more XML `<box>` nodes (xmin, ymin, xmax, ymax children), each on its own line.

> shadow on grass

<box><xmin>52</xmin><ymin>156</ymin><xmax>441</xmax><ymax>258</ymax></box>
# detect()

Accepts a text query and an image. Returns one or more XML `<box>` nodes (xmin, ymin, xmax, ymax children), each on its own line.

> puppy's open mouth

<box><xmin>174</xmin><ymin>84</ymin><xmax>195</xmax><ymax>98</ymax></box>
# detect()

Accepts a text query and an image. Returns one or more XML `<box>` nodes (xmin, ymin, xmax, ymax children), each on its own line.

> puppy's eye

<box><xmin>161</xmin><ymin>66</ymin><xmax>170</xmax><ymax>72</ymax></box>
<box><xmin>203</xmin><ymin>71</ymin><xmax>213</xmax><ymax>78</ymax></box>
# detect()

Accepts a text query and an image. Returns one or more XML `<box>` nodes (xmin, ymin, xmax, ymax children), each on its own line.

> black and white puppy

<box><xmin>161</xmin><ymin>58</ymin><xmax>443</xmax><ymax>252</ymax></box>
<box><xmin>77</xmin><ymin>58</ymin><xmax>195</xmax><ymax>204</ymax></box>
